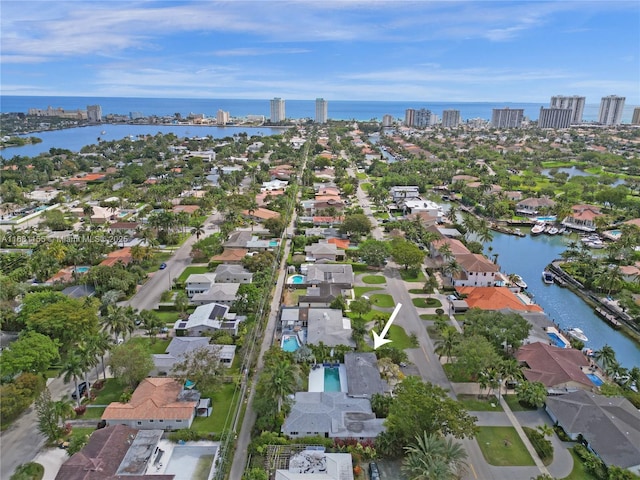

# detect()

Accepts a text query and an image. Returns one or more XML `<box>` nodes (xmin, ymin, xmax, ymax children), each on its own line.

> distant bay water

<box><xmin>2</xmin><ymin>95</ymin><xmax>638</xmax><ymax>123</ymax></box>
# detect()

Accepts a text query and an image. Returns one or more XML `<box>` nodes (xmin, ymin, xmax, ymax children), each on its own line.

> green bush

<box><xmin>10</xmin><ymin>462</ymin><xmax>44</xmax><ymax>480</ymax></box>
<box><xmin>523</xmin><ymin>427</ymin><xmax>553</xmax><ymax>464</ymax></box>
<box><xmin>573</xmin><ymin>445</ymin><xmax>608</xmax><ymax>480</ymax></box>
<box><xmin>167</xmin><ymin>429</ymin><xmax>224</xmax><ymax>443</ymax></box>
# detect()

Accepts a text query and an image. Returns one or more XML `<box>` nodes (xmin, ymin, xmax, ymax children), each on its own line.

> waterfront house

<box><xmin>455</xmin><ymin>287</ymin><xmax>544</xmax><ymax>313</ymax></box>
<box><xmin>281</xmin><ymin>392</ymin><xmax>385</xmax><ymax>440</ymax></box>
<box><xmin>562</xmin><ymin>204</ymin><xmax>603</xmax><ymax>232</ymax></box>
<box><xmin>516</xmin><ymin>342</ymin><xmax>592</xmax><ymax>390</ymax></box>
<box><xmin>516</xmin><ymin>196</ymin><xmax>556</xmax><ymax>216</ymax></box>
<box><xmin>449</xmin><ymin>253</ymin><xmax>500</xmax><ymax>287</ymax></box>
<box><xmin>546</xmin><ymin>391</ymin><xmax>640</xmax><ymax>475</ymax></box>
<box><xmin>390</xmin><ymin>186</ymin><xmax>420</xmax><ymax>203</ymax></box>
<box><xmin>101</xmin><ymin>378</ymin><xmax>199</xmax><ymax>430</ymax></box>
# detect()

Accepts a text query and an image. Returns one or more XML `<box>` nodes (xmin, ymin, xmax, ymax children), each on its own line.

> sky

<box><xmin>1</xmin><ymin>0</ymin><xmax>639</xmax><ymax>103</ymax></box>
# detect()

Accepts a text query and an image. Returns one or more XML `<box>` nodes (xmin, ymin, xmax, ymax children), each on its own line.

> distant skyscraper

<box><xmin>270</xmin><ymin>97</ymin><xmax>286</xmax><ymax>123</ymax></box>
<box><xmin>315</xmin><ymin>98</ymin><xmax>328</xmax><ymax>123</ymax></box>
<box><xmin>632</xmin><ymin>107</ymin><xmax>640</xmax><ymax>125</ymax></box>
<box><xmin>550</xmin><ymin>95</ymin><xmax>585</xmax><ymax>124</ymax></box>
<box><xmin>491</xmin><ymin>108</ymin><xmax>524</xmax><ymax>128</ymax></box>
<box><xmin>598</xmin><ymin>96</ymin><xmax>626</xmax><ymax>125</ymax></box>
<box><xmin>382</xmin><ymin>114</ymin><xmax>394</xmax><ymax>127</ymax></box>
<box><xmin>404</xmin><ymin>109</ymin><xmax>415</xmax><ymax>127</ymax></box>
<box><xmin>538</xmin><ymin>107</ymin><xmax>572</xmax><ymax>129</ymax></box>
<box><xmin>216</xmin><ymin>109</ymin><xmax>230</xmax><ymax>126</ymax></box>
<box><xmin>442</xmin><ymin>109</ymin><xmax>461</xmax><ymax>128</ymax></box>
<box><xmin>87</xmin><ymin>105</ymin><xmax>102</xmax><ymax>123</ymax></box>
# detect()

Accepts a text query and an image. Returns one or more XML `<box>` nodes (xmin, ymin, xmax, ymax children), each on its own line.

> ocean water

<box><xmin>2</xmin><ymin>95</ymin><xmax>637</xmax><ymax>123</ymax></box>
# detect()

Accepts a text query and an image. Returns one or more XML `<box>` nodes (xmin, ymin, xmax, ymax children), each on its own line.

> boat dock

<box><xmin>490</xmin><ymin>223</ymin><xmax>526</xmax><ymax>237</ymax></box>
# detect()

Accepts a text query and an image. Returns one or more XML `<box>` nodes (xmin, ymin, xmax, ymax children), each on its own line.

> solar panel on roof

<box><xmin>209</xmin><ymin>304</ymin><xmax>227</xmax><ymax>319</ymax></box>
<box><xmin>178</xmin><ymin>322</ymin><xmax>187</xmax><ymax>329</ymax></box>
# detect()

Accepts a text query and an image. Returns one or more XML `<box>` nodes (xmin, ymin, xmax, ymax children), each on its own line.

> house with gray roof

<box><xmin>305</xmin><ymin>241</ymin><xmax>345</xmax><ymax>262</ymax></box>
<box><xmin>151</xmin><ymin>337</ymin><xmax>236</xmax><ymax>376</ymax></box>
<box><xmin>185</xmin><ymin>273</ymin><xmax>217</xmax><ymax>298</ymax></box>
<box><xmin>546</xmin><ymin>390</ymin><xmax>640</xmax><ymax>475</ymax></box>
<box><xmin>343</xmin><ymin>353</ymin><xmax>388</xmax><ymax>399</ymax></box>
<box><xmin>298</xmin><ymin>284</ymin><xmax>346</xmax><ymax>308</ymax></box>
<box><xmin>223</xmin><ymin>230</ymin><xmax>253</xmax><ymax>249</ymax></box>
<box><xmin>305</xmin><ymin>264</ymin><xmax>354</xmax><ymax>287</ymax></box>
<box><xmin>191</xmin><ymin>283</ymin><xmax>239</xmax><ymax>306</ymax></box>
<box><xmin>174</xmin><ymin>303</ymin><xmax>245</xmax><ymax>336</ymax></box>
<box><xmin>306</xmin><ymin>308</ymin><xmax>354</xmax><ymax>347</ymax></box>
<box><xmin>213</xmin><ymin>264</ymin><xmax>253</xmax><ymax>283</ymax></box>
<box><xmin>281</xmin><ymin>392</ymin><xmax>385</xmax><ymax>440</ymax></box>
<box><xmin>516</xmin><ymin>196</ymin><xmax>556</xmax><ymax>215</ymax></box>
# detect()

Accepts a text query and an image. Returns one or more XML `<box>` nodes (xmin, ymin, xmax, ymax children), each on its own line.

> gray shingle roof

<box><xmin>344</xmin><ymin>353</ymin><xmax>388</xmax><ymax>398</ymax></box>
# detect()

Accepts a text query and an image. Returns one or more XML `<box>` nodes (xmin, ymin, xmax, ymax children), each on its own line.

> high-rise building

<box><xmin>491</xmin><ymin>108</ymin><xmax>524</xmax><ymax>128</ymax></box>
<box><xmin>550</xmin><ymin>95</ymin><xmax>585</xmax><ymax>124</ymax></box>
<box><xmin>632</xmin><ymin>107</ymin><xmax>640</xmax><ymax>125</ymax></box>
<box><xmin>442</xmin><ymin>109</ymin><xmax>461</xmax><ymax>128</ymax></box>
<box><xmin>538</xmin><ymin>107</ymin><xmax>572</xmax><ymax>129</ymax></box>
<box><xmin>315</xmin><ymin>98</ymin><xmax>328</xmax><ymax>124</ymax></box>
<box><xmin>404</xmin><ymin>109</ymin><xmax>415</xmax><ymax>127</ymax></box>
<box><xmin>216</xmin><ymin>109</ymin><xmax>230</xmax><ymax>126</ymax></box>
<box><xmin>598</xmin><ymin>96</ymin><xmax>625</xmax><ymax>125</ymax></box>
<box><xmin>87</xmin><ymin>105</ymin><xmax>102</xmax><ymax>123</ymax></box>
<box><xmin>270</xmin><ymin>97</ymin><xmax>286</xmax><ymax>123</ymax></box>
<box><xmin>382</xmin><ymin>114</ymin><xmax>394</xmax><ymax>127</ymax></box>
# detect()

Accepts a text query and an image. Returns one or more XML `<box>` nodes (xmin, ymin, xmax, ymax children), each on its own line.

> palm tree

<box><xmin>434</xmin><ymin>326</ymin><xmax>460</xmax><ymax>362</ymax></box>
<box><xmin>537</xmin><ymin>424</ymin><xmax>554</xmax><ymax>438</ymax></box>
<box><xmin>62</xmin><ymin>354</ymin><xmax>84</xmax><ymax>407</ymax></box>
<box><xmin>594</xmin><ymin>344</ymin><xmax>617</xmax><ymax>372</ymax></box>
<box><xmin>500</xmin><ymin>358</ymin><xmax>524</xmax><ymax>389</ymax></box>
<box><xmin>442</xmin><ymin>259</ymin><xmax>461</xmax><ymax>282</ymax></box>
<box><xmin>402</xmin><ymin>432</ymin><xmax>468</xmax><ymax>480</ymax></box>
<box><xmin>103</xmin><ymin>305</ymin><xmax>135</xmax><ymax>342</ymax></box>
<box><xmin>190</xmin><ymin>223</ymin><xmax>205</xmax><ymax>240</ymax></box>
<box><xmin>261</xmin><ymin>357</ymin><xmax>302</xmax><ymax>413</ymax></box>
<box><xmin>53</xmin><ymin>398</ymin><xmax>76</xmax><ymax>427</ymax></box>
<box><xmin>446</xmin><ymin>205</ymin><xmax>458</xmax><ymax>225</ymax></box>
<box><xmin>88</xmin><ymin>331</ymin><xmax>111</xmax><ymax>380</ymax></box>
<box><xmin>82</xmin><ymin>204</ymin><xmax>94</xmax><ymax>224</ymax></box>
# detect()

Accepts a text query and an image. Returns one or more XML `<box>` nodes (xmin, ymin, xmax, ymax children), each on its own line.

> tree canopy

<box><xmin>390</xmin><ymin>238</ymin><xmax>425</xmax><ymax>270</ymax></box>
<box><xmin>1</xmin><ymin>331</ymin><xmax>60</xmax><ymax>376</ymax></box>
<box><xmin>109</xmin><ymin>343</ymin><xmax>153</xmax><ymax>390</ymax></box>
<box><xmin>462</xmin><ymin>308</ymin><xmax>531</xmax><ymax>352</ymax></box>
<box><xmin>357</xmin><ymin>239</ymin><xmax>390</xmax><ymax>267</ymax></box>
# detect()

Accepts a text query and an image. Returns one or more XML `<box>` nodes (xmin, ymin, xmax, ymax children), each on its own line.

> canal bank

<box><xmin>483</xmin><ymin>231</ymin><xmax>640</xmax><ymax>369</ymax></box>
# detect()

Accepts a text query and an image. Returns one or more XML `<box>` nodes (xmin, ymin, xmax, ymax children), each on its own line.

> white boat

<box><xmin>548</xmin><ymin>227</ymin><xmax>559</xmax><ymax>235</ymax></box>
<box><xmin>512</xmin><ymin>274</ymin><xmax>528</xmax><ymax>289</ymax></box>
<box><xmin>531</xmin><ymin>222</ymin><xmax>545</xmax><ymax>236</ymax></box>
<box><xmin>542</xmin><ymin>270</ymin><xmax>554</xmax><ymax>284</ymax></box>
<box><xmin>567</xmin><ymin>328</ymin><xmax>588</xmax><ymax>342</ymax></box>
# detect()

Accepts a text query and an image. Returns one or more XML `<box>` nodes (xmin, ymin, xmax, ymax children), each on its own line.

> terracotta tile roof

<box><xmin>432</xmin><ymin>237</ymin><xmax>470</xmax><ymax>256</ymax></box>
<box><xmin>624</xmin><ymin>218</ymin><xmax>640</xmax><ymax>228</ymax></box>
<box><xmin>68</xmin><ymin>173</ymin><xmax>106</xmax><ymax>182</ymax></box>
<box><xmin>516</xmin><ymin>342</ymin><xmax>591</xmax><ymax>388</ymax></box>
<box><xmin>102</xmin><ymin>378</ymin><xmax>196</xmax><ymax>421</ymax></box>
<box><xmin>210</xmin><ymin>248</ymin><xmax>248</xmax><ymax>263</ymax></box>
<box><xmin>457</xmin><ymin>253</ymin><xmax>500</xmax><ymax>273</ymax></box>
<box><xmin>242</xmin><ymin>207</ymin><xmax>280</xmax><ymax>220</ymax></box>
<box><xmin>108</xmin><ymin>222</ymin><xmax>138</xmax><ymax>230</ymax></box>
<box><xmin>456</xmin><ymin>286</ymin><xmax>543</xmax><ymax>312</ymax></box>
<box><xmin>99</xmin><ymin>247</ymin><xmax>133</xmax><ymax>267</ymax></box>
<box><xmin>327</xmin><ymin>238</ymin><xmax>350</xmax><ymax>250</ymax></box>
<box><xmin>172</xmin><ymin>205</ymin><xmax>200</xmax><ymax>214</ymax></box>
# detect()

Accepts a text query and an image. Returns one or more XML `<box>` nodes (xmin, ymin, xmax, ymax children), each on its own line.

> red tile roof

<box><xmin>456</xmin><ymin>286</ymin><xmax>543</xmax><ymax>312</ymax></box>
<box><xmin>516</xmin><ymin>342</ymin><xmax>592</xmax><ymax>388</ymax></box>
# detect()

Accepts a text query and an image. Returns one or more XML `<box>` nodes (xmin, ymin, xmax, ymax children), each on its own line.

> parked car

<box><xmin>369</xmin><ymin>462</ymin><xmax>381</xmax><ymax>480</ymax></box>
<box><xmin>71</xmin><ymin>381</ymin><xmax>90</xmax><ymax>400</ymax></box>
<box><xmin>159</xmin><ymin>262</ymin><xmax>167</xmax><ymax>270</ymax></box>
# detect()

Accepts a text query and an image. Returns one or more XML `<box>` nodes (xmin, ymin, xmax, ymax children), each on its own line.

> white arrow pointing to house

<box><xmin>372</xmin><ymin>303</ymin><xmax>402</xmax><ymax>350</ymax></box>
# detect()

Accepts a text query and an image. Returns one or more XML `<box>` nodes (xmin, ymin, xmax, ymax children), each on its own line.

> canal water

<box><xmin>485</xmin><ymin>231</ymin><xmax>640</xmax><ymax>369</ymax></box>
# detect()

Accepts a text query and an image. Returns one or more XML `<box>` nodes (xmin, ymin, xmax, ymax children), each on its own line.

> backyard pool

<box><xmin>269</xmin><ymin>240</ymin><xmax>279</xmax><ymax>247</ymax></box>
<box><xmin>281</xmin><ymin>335</ymin><xmax>300</xmax><ymax>352</ymax></box>
<box><xmin>164</xmin><ymin>445</ymin><xmax>217</xmax><ymax>480</ymax></box>
<box><xmin>537</xmin><ymin>216</ymin><xmax>557</xmax><ymax>222</ymax></box>
<box><xmin>74</xmin><ymin>266</ymin><xmax>90</xmax><ymax>274</ymax></box>
<box><xmin>324</xmin><ymin>368</ymin><xmax>341</xmax><ymax>392</ymax></box>
<box><xmin>547</xmin><ymin>332</ymin><xmax>569</xmax><ymax>348</ymax></box>
<box><xmin>586</xmin><ymin>373</ymin><xmax>604</xmax><ymax>386</ymax></box>
<box><xmin>289</xmin><ymin>274</ymin><xmax>305</xmax><ymax>284</ymax></box>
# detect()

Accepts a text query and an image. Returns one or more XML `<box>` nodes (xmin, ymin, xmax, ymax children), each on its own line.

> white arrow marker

<box><xmin>372</xmin><ymin>303</ymin><xmax>402</xmax><ymax>350</ymax></box>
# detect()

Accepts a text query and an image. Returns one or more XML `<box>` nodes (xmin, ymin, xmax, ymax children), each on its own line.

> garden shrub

<box><xmin>523</xmin><ymin>427</ymin><xmax>553</xmax><ymax>464</ymax></box>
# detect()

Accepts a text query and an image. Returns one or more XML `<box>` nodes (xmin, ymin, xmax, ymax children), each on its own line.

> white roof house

<box><xmin>174</xmin><ymin>303</ymin><xmax>245</xmax><ymax>336</ymax></box>
<box><xmin>275</xmin><ymin>449</ymin><xmax>354</xmax><ymax>480</ymax></box>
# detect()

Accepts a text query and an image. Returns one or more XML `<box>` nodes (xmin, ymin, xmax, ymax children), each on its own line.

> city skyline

<box><xmin>1</xmin><ymin>1</ymin><xmax>638</xmax><ymax>103</ymax></box>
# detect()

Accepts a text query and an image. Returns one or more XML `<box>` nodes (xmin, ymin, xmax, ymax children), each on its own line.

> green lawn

<box><xmin>82</xmin><ymin>406</ymin><xmax>106</xmax><ymax>419</ymax></box>
<box><xmin>369</xmin><ymin>294</ymin><xmax>395</xmax><ymax>308</ymax></box>
<box><xmin>561</xmin><ymin>448</ymin><xmax>598</xmax><ymax>480</ymax></box>
<box><xmin>360</xmin><ymin>182</ymin><xmax>372</xmax><ymax>192</ymax></box>
<box><xmin>398</xmin><ymin>269</ymin><xmax>426</xmax><ymax>282</ymax></box>
<box><xmin>408</xmin><ymin>289</ymin><xmax>426</xmax><ymax>294</ymax></box>
<box><xmin>353</xmin><ymin>286</ymin><xmax>383</xmax><ymax>298</ymax></box>
<box><xmin>362</xmin><ymin>275</ymin><xmax>386</xmax><ymax>284</ymax></box>
<box><xmin>356</xmin><ymin>172</ymin><xmax>368</xmax><ymax>180</ymax></box>
<box><xmin>412</xmin><ymin>297</ymin><xmax>442</xmax><ymax>308</ymax></box>
<box><xmin>504</xmin><ymin>394</ymin><xmax>538</xmax><ymax>412</ymax></box>
<box><xmin>347</xmin><ymin>310</ymin><xmax>391</xmax><ymax>322</ymax></box>
<box><xmin>386</xmin><ymin>325</ymin><xmax>415</xmax><ymax>349</ymax></box>
<box><xmin>67</xmin><ymin>426</ymin><xmax>96</xmax><ymax>443</ymax></box>
<box><xmin>457</xmin><ymin>394</ymin><xmax>503</xmax><ymax>412</ymax></box>
<box><xmin>127</xmin><ymin>337</ymin><xmax>171</xmax><ymax>354</ymax></box>
<box><xmin>442</xmin><ymin>363</ymin><xmax>473</xmax><ymax>382</ymax></box>
<box><xmin>176</xmin><ymin>265</ymin><xmax>210</xmax><ymax>284</ymax></box>
<box><xmin>155</xmin><ymin>310</ymin><xmax>181</xmax><ymax>324</ymax></box>
<box><xmin>91</xmin><ymin>379</ymin><xmax>126</xmax><ymax>405</ymax></box>
<box><xmin>191</xmin><ymin>383</ymin><xmax>240</xmax><ymax>433</ymax></box>
<box><xmin>145</xmin><ymin>252</ymin><xmax>173</xmax><ymax>273</ymax></box>
<box><xmin>475</xmin><ymin>427</ymin><xmax>535</xmax><ymax>466</ymax></box>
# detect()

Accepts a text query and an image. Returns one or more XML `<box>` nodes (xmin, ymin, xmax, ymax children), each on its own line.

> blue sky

<box><xmin>1</xmin><ymin>1</ymin><xmax>638</xmax><ymax>103</ymax></box>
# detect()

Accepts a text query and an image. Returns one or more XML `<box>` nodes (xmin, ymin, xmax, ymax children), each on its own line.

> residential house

<box><xmin>242</xmin><ymin>207</ymin><xmax>280</xmax><ymax>223</ymax></box>
<box><xmin>406</xmin><ymin>211</ymin><xmax>439</xmax><ymax>228</ymax></box>
<box><xmin>107</xmin><ymin>222</ymin><xmax>139</xmax><ymax>237</ymax></box>
<box><xmin>172</xmin><ymin>204</ymin><xmax>200</xmax><ymax>215</ymax></box>
<box><xmin>191</xmin><ymin>283</ymin><xmax>239</xmax><ymax>306</ymax></box>
<box><xmin>210</xmin><ymin>248</ymin><xmax>248</xmax><ymax>264</ymax></box>
<box><xmin>298</xmin><ymin>284</ymin><xmax>346</xmax><ymax>308</ymax></box>
<box><xmin>430</xmin><ymin>237</ymin><xmax>471</xmax><ymax>259</ymax></box>
<box><xmin>305</xmin><ymin>241</ymin><xmax>346</xmax><ymax>262</ymax></box>
<box><xmin>55</xmin><ymin>425</ymin><xmax>172</xmax><ymax>480</ymax></box>
<box><xmin>344</xmin><ymin>352</ymin><xmax>388</xmax><ymax>399</ymax></box>
<box><xmin>546</xmin><ymin>391</ymin><xmax>640</xmax><ymax>475</ymax></box>
<box><xmin>562</xmin><ymin>204</ymin><xmax>603</xmax><ymax>232</ymax></box>
<box><xmin>261</xmin><ymin>179</ymin><xmax>289</xmax><ymax>191</ymax></box>
<box><xmin>175</xmin><ymin>302</ymin><xmax>245</xmax><ymax>336</ymax></box>
<box><xmin>275</xmin><ymin>449</ymin><xmax>354</xmax><ymax>480</ymax></box>
<box><xmin>99</xmin><ymin>247</ymin><xmax>133</xmax><ymax>267</ymax></box>
<box><xmin>213</xmin><ymin>264</ymin><xmax>253</xmax><ymax>283</ymax></box>
<box><xmin>516</xmin><ymin>342</ymin><xmax>592</xmax><ymax>390</ymax></box>
<box><xmin>620</xmin><ymin>264</ymin><xmax>640</xmax><ymax>282</ymax></box>
<box><xmin>402</xmin><ymin>199</ymin><xmax>444</xmax><ymax>219</ymax></box>
<box><xmin>455</xmin><ymin>287</ymin><xmax>543</xmax><ymax>313</ymax></box>
<box><xmin>306</xmin><ymin>308</ymin><xmax>354</xmax><ymax>347</ymax></box>
<box><xmin>390</xmin><ymin>186</ymin><xmax>420</xmax><ymax>203</ymax></box>
<box><xmin>312</xmin><ymin>216</ymin><xmax>343</xmax><ymax>227</ymax></box>
<box><xmin>450</xmin><ymin>253</ymin><xmax>500</xmax><ymax>287</ymax></box>
<box><xmin>101</xmin><ymin>378</ymin><xmax>199</xmax><ymax>430</ymax></box>
<box><xmin>305</xmin><ymin>264</ymin><xmax>354</xmax><ymax>287</ymax></box>
<box><xmin>516</xmin><ymin>196</ymin><xmax>556</xmax><ymax>216</ymax></box>
<box><xmin>281</xmin><ymin>392</ymin><xmax>385</xmax><ymax>440</ymax></box>
<box><xmin>304</xmin><ymin>227</ymin><xmax>341</xmax><ymax>239</ymax></box>
<box><xmin>185</xmin><ymin>273</ymin><xmax>217</xmax><ymax>298</ymax></box>
<box><xmin>256</xmin><ymin>189</ymin><xmax>286</xmax><ymax>206</ymax></box>
<box><xmin>151</xmin><ymin>337</ymin><xmax>236</xmax><ymax>376</ymax></box>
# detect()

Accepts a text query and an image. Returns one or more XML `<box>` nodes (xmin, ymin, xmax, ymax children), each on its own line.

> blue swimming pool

<box><xmin>547</xmin><ymin>332</ymin><xmax>569</xmax><ymax>348</ymax></box>
<box><xmin>290</xmin><ymin>275</ymin><xmax>305</xmax><ymax>284</ymax></box>
<box><xmin>537</xmin><ymin>216</ymin><xmax>557</xmax><ymax>222</ymax></box>
<box><xmin>282</xmin><ymin>335</ymin><xmax>300</xmax><ymax>352</ymax></box>
<box><xmin>586</xmin><ymin>373</ymin><xmax>603</xmax><ymax>386</ymax></box>
<box><xmin>324</xmin><ymin>368</ymin><xmax>341</xmax><ymax>392</ymax></box>
<box><xmin>74</xmin><ymin>266</ymin><xmax>90</xmax><ymax>274</ymax></box>
<box><xmin>269</xmin><ymin>240</ymin><xmax>279</xmax><ymax>247</ymax></box>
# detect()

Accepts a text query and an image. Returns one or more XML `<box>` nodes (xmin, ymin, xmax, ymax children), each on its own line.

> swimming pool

<box><xmin>324</xmin><ymin>367</ymin><xmax>341</xmax><ymax>392</ymax></box>
<box><xmin>547</xmin><ymin>332</ymin><xmax>569</xmax><ymax>348</ymax></box>
<box><xmin>289</xmin><ymin>275</ymin><xmax>305</xmax><ymax>284</ymax></box>
<box><xmin>537</xmin><ymin>216</ymin><xmax>557</xmax><ymax>222</ymax></box>
<box><xmin>164</xmin><ymin>445</ymin><xmax>217</xmax><ymax>480</ymax></box>
<box><xmin>269</xmin><ymin>240</ymin><xmax>279</xmax><ymax>247</ymax></box>
<box><xmin>282</xmin><ymin>335</ymin><xmax>300</xmax><ymax>352</ymax></box>
<box><xmin>74</xmin><ymin>266</ymin><xmax>90</xmax><ymax>274</ymax></box>
<box><xmin>586</xmin><ymin>373</ymin><xmax>603</xmax><ymax>386</ymax></box>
